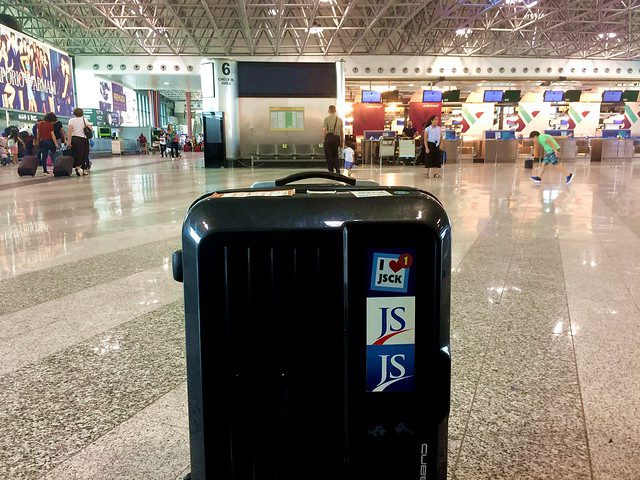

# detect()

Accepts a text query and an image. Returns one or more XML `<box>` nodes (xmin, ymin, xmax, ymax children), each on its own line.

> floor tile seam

<box><xmin>451</xmin><ymin>210</ymin><xmax>527</xmax><ymax>475</ymax></box>
<box><xmin>0</xmin><ymin>297</ymin><xmax>184</xmax><ymax>382</ymax></box>
<box><xmin>0</xmin><ymin>218</ymin><xmax>181</xmax><ymax>258</ymax></box>
<box><xmin>557</xmin><ymin>231</ymin><xmax>596</xmax><ymax>480</ymax></box>
<box><xmin>449</xmin><ymin>206</ymin><xmax>519</xmax><ymax>271</ymax></box>
<box><xmin>591</xmin><ymin>193</ymin><xmax>640</xmax><ymax>242</ymax></box>
<box><xmin>0</xmin><ymin>279</ymin><xmax>179</xmax><ymax>343</ymax></box>
<box><xmin>591</xmin><ymin>229</ymin><xmax>640</xmax><ymax>314</ymax></box>
<box><xmin>0</xmin><ymin>240</ymin><xmax>180</xmax><ymax>319</ymax></box>
<box><xmin>0</xmin><ymin>158</ymin><xmax>176</xmax><ymax>191</ymax></box>
<box><xmin>2</xmin><ymin>233</ymin><xmax>180</xmax><ymax>285</ymax></box>
<box><xmin>34</xmin><ymin>381</ymin><xmax>188</xmax><ymax>480</ymax></box>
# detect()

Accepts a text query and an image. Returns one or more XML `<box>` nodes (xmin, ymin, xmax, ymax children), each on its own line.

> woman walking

<box><xmin>424</xmin><ymin>115</ymin><xmax>443</xmax><ymax>178</ymax></box>
<box><xmin>35</xmin><ymin>112</ymin><xmax>57</xmax><ymax>175</ymax></box>
<box><xmin>67</xmin><ymin>108</ymin><xmax>92</xmax><ymax>176</ymax></box>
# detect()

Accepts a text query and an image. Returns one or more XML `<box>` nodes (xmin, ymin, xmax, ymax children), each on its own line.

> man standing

<box><xmin>402</xmin><ymin>120</ymin><xmax>417</xmax><ymax>138</ymax></box>
<box><xmin>529</xmin><ymin>131</ymin><xmax>574</xmax><ymax>184</ymax></box>
<box><xmin>322</xmin><ymin>105</ymin><xmax>343</xmax><ymax>174</ymax></box>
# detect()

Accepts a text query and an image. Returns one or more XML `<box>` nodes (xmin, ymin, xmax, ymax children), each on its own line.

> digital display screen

<box><xmin>563</xmin><ymin>90</ymin><xmax>582</xmax><ymax>102</ymax></box>
<box><xmin>422</xmin><ymin>90</ymin><xmax>443</xmax><ymax>102</ymax></box>
<box><xmin>382</xmin><ymin>90</ymin><xmax>399</xmax><ymax>102</ymax></box>
<box><xmin>602</xmin><ymin>90</ymin><xmax>623</xmax><ymax>103</ymax></box>
<box><xmin>362</xmin><ymin>90</ymin><xmax>382</xmax><ymax>103</ymax></box>
<box><xmin>483</xmin><ymin>90</ymin><xmax>504</xmax><ymax>102</ymax></box>
<box><xmin>502</xmin><ymin>90</ymin><xmax>521</xmax><ymax>103</ymax></box>
<box><xmin>238</xmin><ymin>62</ymin><xmax>336</xmax><ymax>97</ymax></box>
<box><xmin>0</xmin><ymin>24</ymin><xmax>75</xmax><ymax>116</ymax></box>
<box><xmin>622</xmin><ymin>90</ymin><xmax>640</xmax><ymax>102</ymax></box>
<box><xmin>442</xmin><ymin>90</ymin><xmax>460</xmax><ymax>102</ymax></box>
<box><xmin>544</xmin><ymin>90</ymin><xmax>564</xmax><ymax>102</ymax></box>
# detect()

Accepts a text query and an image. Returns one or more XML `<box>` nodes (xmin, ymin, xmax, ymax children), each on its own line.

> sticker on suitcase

<box><xmin>366</xmin><ymin>296</ymin><xmax>415</xmax><ymax>346</ymax></box>
<box><xmin>370</xmin><ymin>250</ymin><xmax>414</xmax><ymax>294</ymax></box>
<box><xmin>351</xmin><ymin>190</ymin><xmax>392</xmax><ymax>198</ymax></box>
<box><xmin>366</xmin><ymin>296</ymin><xmax>416</xmax><ymax>392</ymax></box>
<box><xmin>211</xmin><ymin>189</ymin><xmax>295</xmax><ymax>198</ymax></box>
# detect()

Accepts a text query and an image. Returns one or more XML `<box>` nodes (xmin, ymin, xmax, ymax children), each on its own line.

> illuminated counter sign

<box><xmin>269</xmin><ymin>107</ymin><xmax>304</xmax><ymax>130</ymax></box>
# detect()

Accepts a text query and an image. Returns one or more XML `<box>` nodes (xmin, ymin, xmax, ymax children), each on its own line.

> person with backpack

<box><xmin>67</xmin><ymin>107</ymin><xmax>93</xmax><ymax>176</ymax></box>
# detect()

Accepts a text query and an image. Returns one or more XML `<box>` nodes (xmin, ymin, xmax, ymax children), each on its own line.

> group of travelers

<box><xmin>157</xmin><ymin>129</ymin><xmax>182</xmax><ymax>159</ymax></box>
<box><xmin>0</xmin><ymin>107</ymin><xmax>93</xmax><ymax>176</ymax></box>
<box><xmin>322</xmin><ymin>105</ymin><xmax>445</xmax><ymax>178</ymax></box>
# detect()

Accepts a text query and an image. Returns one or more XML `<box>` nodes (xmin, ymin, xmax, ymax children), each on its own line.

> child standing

<box><xmin>343</xmin><ymin>142</ymin><xmax>355</xmax><ymax>177</ymax></box>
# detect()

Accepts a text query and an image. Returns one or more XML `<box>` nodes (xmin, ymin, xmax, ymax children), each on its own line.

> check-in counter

<box><xmin>484</xmin><ymin>139</ymin><xmax>518</xmax><ymax>163</ymax></box>
<box><xmin>442</xmin><ymin>139</ymin><xmax>462</xmax><ymax>163</ymax></box>
<box><xmin>554</xmin><ymin>137</ymin><xmax>577</xmax><ymax>161</ymax></box>
<box><xmin>590</xmin><ymin>138</ymin><xmax>635</xmax><ymax>162</ymax></box>
<box><xmin>484</xmin><ymin>131</ymin><xmax>518</xmax><ymax>163</ymax></box>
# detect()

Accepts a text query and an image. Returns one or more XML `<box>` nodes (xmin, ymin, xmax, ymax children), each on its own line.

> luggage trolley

<box><xmin>173</xmin><ymin>172</ymin><xmax>451</xmax><ymax>480</ymax></box>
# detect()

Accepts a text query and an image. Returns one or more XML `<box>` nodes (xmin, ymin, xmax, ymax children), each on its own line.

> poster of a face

<box><xmin>0</xmin><ymin>25</ymin><xmax>75</xmax><ymax>116</ymax></box>
<box><xmin>99</xmin><ymin>80</ymin><xmax>112</xmax><ymax>112</ymax></box>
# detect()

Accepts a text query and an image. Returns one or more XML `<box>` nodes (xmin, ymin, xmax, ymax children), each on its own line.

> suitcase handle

<box><xmin>274</xmin><ymin>171</ymin><xmax>357</xmax><ymax>187</ymax></box>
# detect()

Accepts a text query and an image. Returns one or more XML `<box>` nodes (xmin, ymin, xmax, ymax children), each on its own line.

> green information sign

<box><xmin>84</xmin><ymin>108</ymin><xmax>116</xmax><ymax>127</ymax></box>
<box><xmin>269</xmin><ymin>107</ymin><xmax>304</xmax><ymax>131</ymax></box>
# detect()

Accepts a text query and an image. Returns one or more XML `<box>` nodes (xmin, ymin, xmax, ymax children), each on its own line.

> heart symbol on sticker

<box><xmin>389</xmin><ymin>260</ymin><xmax>403</xmax><ymax>272</ymax></box>
<box><xmin>389</xmin><ymin>253</ymin><xmax>414</xmax><ymax>272</ymax></box>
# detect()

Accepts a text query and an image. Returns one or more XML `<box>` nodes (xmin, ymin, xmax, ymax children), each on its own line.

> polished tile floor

<box><xmin>1</xmin><ymin>153</ymin><xmax>639</xmax><ymax>480</ymax></box>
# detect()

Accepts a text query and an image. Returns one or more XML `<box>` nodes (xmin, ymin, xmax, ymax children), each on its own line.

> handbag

<box><xmin>83</xmin><ymin>119</ymin><xmax>93</xmax><ymax>139</ymax></box>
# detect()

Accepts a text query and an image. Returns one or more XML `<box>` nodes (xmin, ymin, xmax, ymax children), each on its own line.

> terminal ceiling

<box><xmin>4</xmin><ymin>0</ymin><xmax>640</xmax><ymax>59</ymax></box>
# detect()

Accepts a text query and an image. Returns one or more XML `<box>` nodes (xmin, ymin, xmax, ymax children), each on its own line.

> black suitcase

<box><xmin>18</xmin><ymin>155</ymin><xmax>38</xmax><ymax>177</ymax></box>
<box><xmin>173</xmin><ymin>172</ymin><xmax>451</xmax><ymax>480</ymax></box>
<box><xmin>53</xmin><ymin>155</ymin><xmax>74</xmax><ymax>177</ymax></box>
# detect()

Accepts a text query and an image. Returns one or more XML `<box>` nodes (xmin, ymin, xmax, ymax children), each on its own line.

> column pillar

<box><xmin>335</xmin><ymin>59</ymin><xmax>347</xmax><ymax>119</ymax></box>
<box><xmin>200</xmin><ymin>58</ymin><xmax>240</xmax><ymax>161</ymax></box>
<box><xmin>185</xmin><ymin>91</ymin><xmax>193</xmax><ymax>138</ymax></box>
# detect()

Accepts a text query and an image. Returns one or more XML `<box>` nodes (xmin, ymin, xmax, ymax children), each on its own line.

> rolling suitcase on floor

<box><xmin>172</xmin><ymin>171</ymin><xmax>451</xmax><ymax>480</ymax></box>
<box><xmin>53</xmin><ymin>155</ymin><xmax>74</xmax><ymax>177</ymax></box>
<box><xmin>18</xmin><ymin>155</ymin><xmax>38</xmax><ymax>177</ymax></box>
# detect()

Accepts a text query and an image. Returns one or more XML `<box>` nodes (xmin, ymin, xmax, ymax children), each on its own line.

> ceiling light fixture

<box><xmin>455</xmin><ymin>28</ymin><xmax>472</xmax><ymax>37</ymax></box>
<box><xmin>309</xmin><ymin>24</ymin><xmax>324</xmax><ymax>35</ymax></box>
<box><xmin>268</xmin><ymin>8</ymin><xmax>277</xmax><ymax>15</ymax></box>
<box><xmin>164</xmin><ymin>82</ymin><xmax>170</xmax><ymax>85</ymax></box>
<box><xmin>598</xmin><ymin>32</ymin><xmax>617</xmax><ymax>40</ymax></box>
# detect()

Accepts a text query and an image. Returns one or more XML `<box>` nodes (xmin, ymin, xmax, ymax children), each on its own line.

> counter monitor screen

<box><xmin>502</xmin><ymin>90</ymin><xmax>521</xmax><ymax>103</ymax></box>
<box><xmin>442</xmin><ymin>90</ymin><xmax>461</xmax><ymax>102</ymax></box>
<box><xmin>602</xmin><ymin>90</ymin><xmax>623</xmax><ymax>103</ymax></box>
<box><xmin>563</xmin><ymin>90</ymin><xmax>582</xmax><ymax>102</ymax></box>
<box><xmin>422</xmin><ymin>90</ymin><xmax>443</xmax><ymax>102</ymax></box>
<box><xmin>622</xmin><ymin>90</ymin><xmax>640</xmax><ymax>102</ymax></box>
<box><xmin>483</xmin><ymin>90</ymin><xmax>503</xmax><ymax>102</ymax></box>
<box><xmin>361</xmin><ymin>90</ymin><xmax>382</xmax><ymax>103</ymax></box>
<box><xmin>543</xmin><ymin>90</ymin><xmax>564</xmax><ymax>102</ymax></box>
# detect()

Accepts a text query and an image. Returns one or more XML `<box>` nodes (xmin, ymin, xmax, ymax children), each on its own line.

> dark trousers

<box><xmin>160</xmin><ymin>144</ymin><xmax>167</xmax><ymax>157</ymax></box>
<box><xmin>72</xmin><ymin>136</ymin><xmax>90</xmax><ymax>170</ymax></box>
<box><xmin>170</xmin><ymin>142</ymin><xmax>180</xmax><ymax>158</ymax></box>
<box><xmin>425</xmin><ymin>142</ymin><xmax>442</xmax><ymax>168</ymax></box>
<box><xmin>324</xmin><ymin>134</ymin><xmax>341</xmax><ymax>173</ymax></box>
<box><xmin>36</xmin><ymin>139</ymin><xmax>55</xmax><ymax>173</ymax></box>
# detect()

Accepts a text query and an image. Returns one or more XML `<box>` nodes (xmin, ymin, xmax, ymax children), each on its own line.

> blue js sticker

<box><xmin>366</xmin><ymin>344</ymin><xmax>415</xmax><ymax>392</ymax></box>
